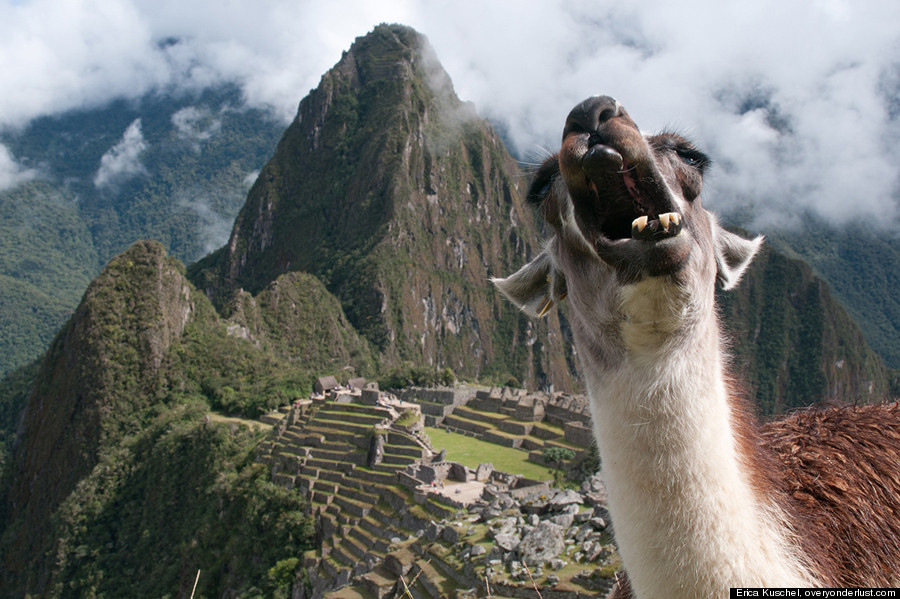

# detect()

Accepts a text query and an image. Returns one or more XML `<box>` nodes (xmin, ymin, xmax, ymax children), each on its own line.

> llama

<box><xmin>493</xmin><ymin>95</ymin><xmax>900</xmax><ymax>597</ymax></box>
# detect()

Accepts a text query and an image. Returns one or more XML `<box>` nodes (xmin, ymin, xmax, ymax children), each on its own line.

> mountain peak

<box><xmin>190</xmin><ymin>25</ymin><xmax>574</xmax><ymax>388</ymax></box>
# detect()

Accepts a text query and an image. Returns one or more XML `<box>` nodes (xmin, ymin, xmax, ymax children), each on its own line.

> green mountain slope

<box><xmin>764</xmin><ymin>222</ymin><xmax>900</xmax><ymax>369</ymax></box>
<box><xmin>718</xmin><ymin>241</ymin><xmax>894</xmax><ymax>414</ymax></box>
<box><xmin>0</xmin><ymin>240</ymin><xmax>374</xmax><ymax>596</ymax></box>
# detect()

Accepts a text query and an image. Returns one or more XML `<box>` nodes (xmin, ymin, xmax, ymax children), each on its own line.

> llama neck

<box><xmin>580</xmin><ymin>278</ymin><xmax>817</xmax><ymax>597</ymax></box>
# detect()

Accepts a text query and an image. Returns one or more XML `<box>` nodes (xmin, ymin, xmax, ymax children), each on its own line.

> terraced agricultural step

<box><xmin>322</xmin><ymin>585</ymin><xmax>374</xmax><ymax>599</ymax></box>
<box><xmin>275</xmin><ymin>444</ymin><xmax>308</xmax><ymax>457</ymax></box>
<box><xmin>452</xmin><ymin>405</ymin><xmax>509</xmax><ymax>426</ymax></box>
<box><xmin>440</xmin><ymin>414</ymin><xmax>492</xmax><ymax>435</ymax></box>
<box><xmin>410</xmin><ymin>559</ymin><xmax>450</xmax><ymax>599</ymax></box>
<box><xmin>349</xmin><ymin>524</ymin><xmax>390</xmax><ymax>555</ymax></box>
<box><xmin>314</xmin><ymin>411</ymin><xmax>386</xmax><ymax>427</ymax></box>
<box><xmin>336</xmin><ymin>484</ymin><xmax>380</xmax><ymax>506</ymax></box>
<box><xmin>305</xmin><ymin>457</ymin><xmax>356</xmax><ymax>473</ymax></box>
<box><xmin>385</xmin><ymin>444</ymin><xmax>425</xmax><ymax>458</ymax></box>
<box><xmin>422</xmin><ymin>547</ymin><xmax>475</xmax><ymax>589</ymax></box>
<box><xmin>311</xmin><ymin>480</ymin><xmax>340</xmax><ymax>494</ymax></box>
<box><xmin>307</xmin><ymin>419</ymin><xmax>375</xmax><ymax>437</ymax></box>
<box><xmin>311</xmin><ymin>448</ymin><xmax>368</xmax><ymax>465</ymax></box>
<box><xmin>311</xmin><ymin>490</ymin><xmax>335</xmax><ymax>505</ymax></box>
<box><xmin>331</xmin><ymin>542</ymin><xmax>358</xmax><ymax>568</ymax></box>
<box><xmin>371</xmin><ymin>462</ymin><xmax>406</xmax><ymax>475</ymax></box>
<box><xmin>361</xmin><ymin>565</ymin><xmax>399</xmax><ymax>599</ymax></box>
<box><xmin>386</xmin><ymin>431</ymin><xmax>427</xmax><ymax>447</ymax></box>
<box><xmin>340</xmin><ymin>534</ymin><xmax>370</xmax><ymax>561</ymax></box>
<box><xmin>482</xmin><ymin>429</ymin><xmax>524</xmax><ymax>448</ymax></box>
<box><xmin>280</xmin><ymin>429</ymin><xmax>308</xmax><ymax>444</ymax></box>
<box><xmin>529</xmin><ymin>422</ymin><xmax>566</xmax><ymax>440</ymax></box>
<box><xmin>318</xmin><ymin>469</ymin><xmax>347</xmax><ymax>484</ymax></box>
<box><xmin>350</xmin><ymin>468</ymin><xmax>398</xmax><ymax>486</ymax></box>
<box><xmin>499</xmin><ymin>419</ymin><xmax>534</xmax><ymax>435</ymax></box>
<box><xmin>520</xmin><ymin>437</ymin><xmax>544</xmax><ymax>451</ymax></box>
<box><xmin>381</xmin><ymin>453</ymin><xmax>417</xmax><ymax>466</ymax></box>
<box><xmin>332</xmin><ymin>494</ymin><xmax>372</xmax><ymax>518</ymax></box>
<box><xmin>318</xmin><ymin>440</ymin><xmax>359</xmax><ymax>453</ymax></box>
<box><xmin>298</xmin><ymin>427</ymin><xmax>361</xmax><ymax>447</ymax></box>
<box><xmin>318</xmin><ymin>403</ymin><xmax>394</xmax><ymax>418</ymax></box>
<box><xmin>422</xmin><ymin>497</ymin><xmax>456</xmax><ymax>520</ymax></box>
<box><xmin>370</xmin><ymin>505</ymin><xmax>406</xmax><ymax>534</ymax></box>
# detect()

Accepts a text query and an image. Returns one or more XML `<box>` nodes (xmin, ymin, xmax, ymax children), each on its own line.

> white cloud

<box><xmin>94</xmin><ymin>119</ymin><xmax>147</xmax><ymax>188</ymax></box>
<box><xmin>243</xmin><ymin>170</ymin><xmax>260</xmax><ymax>187</ymax></box>
<box><xmin>0</xmin><ymin>144</ymin><xmax>36</xmax><ymax>192</ymax></box>
<box><xmin>177</xmin><ymin>193</ymin><xmax>235</xmax><ymax>257</ymax></box>
<box><xmin>2</xmin><ymin>0</ymin><xmax>900</xmax><ymax>228</ymax></box>
<box><xmin>172</xmin><ymin>106</ymin><xmax>221</xmax><ymax>152</ymax></box>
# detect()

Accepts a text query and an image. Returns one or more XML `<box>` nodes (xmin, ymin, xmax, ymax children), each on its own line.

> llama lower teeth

<box><xmin>631</xmin><ymin>212</ymin><xmax>682</xmax><ymax>241</ymax></box>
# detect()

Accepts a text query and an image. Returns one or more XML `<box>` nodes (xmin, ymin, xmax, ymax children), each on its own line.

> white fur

<box><xmin>581</xmin><ymin>277</ymin><xmax>818</xmax><ymax>597</ymax></box>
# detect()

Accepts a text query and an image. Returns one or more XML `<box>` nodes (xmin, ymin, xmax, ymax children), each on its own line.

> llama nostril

<box><xmin>597</xmin><ymin>101</ymin><xmax>621</xmax><ymax>124</ymax></box>
<box><xmin>564</xmin><ymin>95</ymin><xmax>622</xmax><ymax>137</ymax></box>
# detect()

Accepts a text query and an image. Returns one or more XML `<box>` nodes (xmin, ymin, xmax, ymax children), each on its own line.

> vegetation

<box><xmin>186</xmin><ymin>24</ymin><xmax>576</xmax><ymax>391</ymax></box>
<box><xmin>542</xmin><ymin>446</ymin><xmax>576</xmax><ymax>487</ymax></box>
<box><xmin>717</xmin><ymin>240</ymin><xmax>893</xmax><ymax>414</ymax></box>
<box><xmin>766</xmin><ymin>221</ymin><xmax>900</xmax><ymax>369</ymax></box>
<box><xmin>425</xmin><ymin>426</ymin><xmax>554</xmax><ymax>481</ymax></box>
<box><xmin>0</xmin><ymin>241</ymin><xmax>321</xmax><ymax>597</ymax></box>
<box><xmin>49</xmin><ymin>402</ymin><xmax>312</xmax><ymax>599</ymax></box>
<box><xmin>381</xmin><ymin>363</ymin><xmax>457</xmax><ymax>389</ymax></box>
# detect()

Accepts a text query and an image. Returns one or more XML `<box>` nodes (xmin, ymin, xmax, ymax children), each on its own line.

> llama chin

<box><xmin>494</xmin><ymin>95</ymin><xmax>900</xmax><ymax>597</ymax></box>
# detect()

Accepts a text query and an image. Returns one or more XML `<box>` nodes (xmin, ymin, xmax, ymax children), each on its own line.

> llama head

<box><xmin>494</xmin><ymin>95</ymin><xmax>762</xmax><ymax>329</ymax></box>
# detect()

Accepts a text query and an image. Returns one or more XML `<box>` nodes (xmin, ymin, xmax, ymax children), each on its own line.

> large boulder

<box><xmin>517</xmin><ymin>521</ymin><xmax>566</xmax><ymax>567</ymax></box>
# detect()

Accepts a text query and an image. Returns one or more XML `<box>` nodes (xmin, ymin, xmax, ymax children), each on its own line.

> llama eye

<box><xmin>675</xmin><ymin>147</ymin><xmax>708</xmax><ymax>170</ymax></box>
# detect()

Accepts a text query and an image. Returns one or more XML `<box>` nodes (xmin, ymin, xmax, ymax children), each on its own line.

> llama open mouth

<box><xmin>582</xmin><ymin>145</ymin><xmax>683</xmax><ymax>244</ymax></box>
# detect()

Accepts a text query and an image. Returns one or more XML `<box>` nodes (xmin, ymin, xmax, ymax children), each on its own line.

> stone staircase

<box><xmin>257</xmin><ymin>397</ymin><xmax>456</xmax><ymax>597</ymax></box>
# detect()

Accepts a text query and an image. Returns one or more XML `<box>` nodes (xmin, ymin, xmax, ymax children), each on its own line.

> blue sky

<box><xmin>2</xmin><ymin>0</ymin><xmax>899</xmax><ymax>228</ymax></box>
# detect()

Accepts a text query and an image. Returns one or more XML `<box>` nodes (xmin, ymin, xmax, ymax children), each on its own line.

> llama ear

<box><xmin>492</xmin><ymin>249</ymin><xmax>567</xmax><ymax>318</ymax></box>
<box><xmin>713</xmin><ymin>220</ymin><xmax>763</xmax><ymax>290</ymax></box>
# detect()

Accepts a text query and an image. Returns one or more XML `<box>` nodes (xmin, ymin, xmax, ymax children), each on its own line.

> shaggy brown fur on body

<box><xmin>764</xmin><ymin>402</ymin><xmax>900</xmax><ymax>587</ymax></box>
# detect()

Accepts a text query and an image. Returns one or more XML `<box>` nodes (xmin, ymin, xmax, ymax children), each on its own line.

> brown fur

<box><xmin>761</xmin><ymin>402</ymin><xmax>900</xmax><ymax>586</ymax></box>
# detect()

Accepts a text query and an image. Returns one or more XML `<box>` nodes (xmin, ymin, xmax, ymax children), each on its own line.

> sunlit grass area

<box><xmin>425</xmin><ymin>426</ymin><xmax>555</xmax><ymax>481</ymax></box>
<box><xmin>209</xmin><ymin>412</ymin><xmax>272</xmax><ymax>432</ymax></box>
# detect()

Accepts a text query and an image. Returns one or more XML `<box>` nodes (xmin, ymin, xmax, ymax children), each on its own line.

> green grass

<box><xmin>425</xmin><ymin>427</ymin><xmax>555</xmax><ymax>481</ymax></box>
